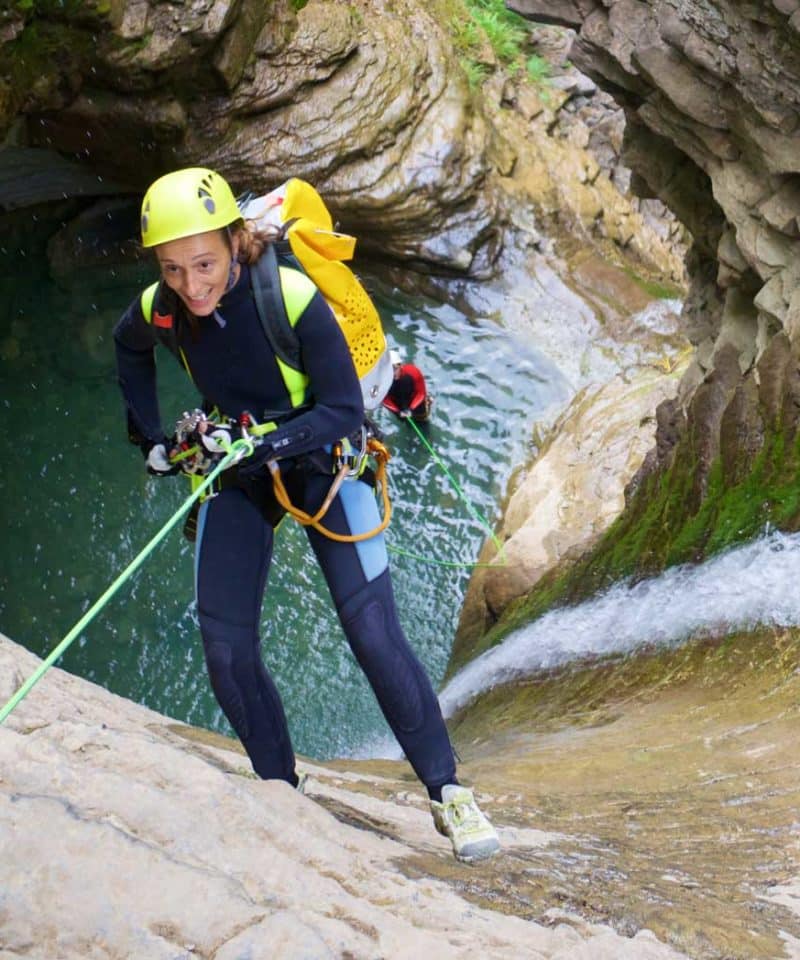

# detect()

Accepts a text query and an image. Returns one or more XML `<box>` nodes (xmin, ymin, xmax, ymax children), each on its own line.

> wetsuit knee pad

<box><xmin>199</xmin><ymin>611</ymin><xmax>290</xmax><ymax>746</ymax></box>
<box><xmin>199</xmin><ymin>614</ymin><xmax>255</xmax><ymax>740</ymax></box>
<box><xmin>337</xmin><ymin>571</ymin><xmax>425</xmax><ymax>735</ymax></box>
<box><xmin>198</xmin><ymin>611</ymin><xmax>296</xmax><ymax>781</ymax></box>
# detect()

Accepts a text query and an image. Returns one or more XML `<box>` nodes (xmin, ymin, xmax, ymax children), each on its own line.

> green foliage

<box><xmin>470</xmin><ymin>0</ymin><xmax>527</xmax><ymax>62</ymax></box>
<box><xmin>447</xmin><ymin>0</ymin><xmax>552</xmax><ymax>93</ymax></box>
<box><xmin>449</xmin><ymin>13</ymin><xmax>481</xmax><ymax>53</ymax></box>
<box><xmin>526</xmin><ymin>53</ymin><xmax>551</xmax><ymax>84</ymax></box>
<box><xmin>621</xmin><ymin>265</ymin><xmax>685</xmax><ymax>301</ymax></box>
<box><xmin>13</xmin><ymin>0</ymin><xmax>87</xmax><ymax>14</ymax></box>
<box><xmin>460</xmin><ymin>56</ymin><xmax>488</xmax><ymax>90</ymax></box>
<box><xmin>4</xmin><ymin>16</ymin><xmax>94</xmax><ymax>111</ymax></box>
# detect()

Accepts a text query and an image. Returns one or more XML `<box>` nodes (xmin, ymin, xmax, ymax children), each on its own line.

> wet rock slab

<box><xmin>0</xmin><ymin>632</ymin><xmax>688</xmax><ymax>959</ymax></box>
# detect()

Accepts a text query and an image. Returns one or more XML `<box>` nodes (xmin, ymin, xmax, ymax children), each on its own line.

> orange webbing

<box><xmin>267</xmin><ymin>439</ymin><xmax>392</xmax><ymax>542</ymax></box>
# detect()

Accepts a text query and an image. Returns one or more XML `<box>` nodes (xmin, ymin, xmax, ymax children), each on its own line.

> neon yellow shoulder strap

<box><xmin>274</xmin><ymin>265</ymin><xmax>315</xmax><ymax>408</ymax></box>
<box><xmin>140</xmin><ymin>264</ymin><xmax>315</xmax><ymax>408</ymax></box>
<box><xmin>138</xmin><ymin>281</ymin><xmax>193</xmax><ymax>380</ymax></box>
<box><xmin>141</xmin><ymin>282</ymin><xmax>159</xmax><ymax>323</ymax></box>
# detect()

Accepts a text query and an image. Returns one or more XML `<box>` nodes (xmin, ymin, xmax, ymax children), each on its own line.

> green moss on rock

<box><xmin>462</xmin><ymin>418</ymin><xmax>800</xmax><ymax>673</ymax></box>
<box><xmin>6</xmin><ymin>18</ymin><xmax>94</xmax><ymax>103</ymax></box>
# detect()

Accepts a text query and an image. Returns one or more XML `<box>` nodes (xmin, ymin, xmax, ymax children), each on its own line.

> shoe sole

<box><xmin>455</xmin><ymin>839</ymin><xmax>501</xmax><ymax>863</ymax></box>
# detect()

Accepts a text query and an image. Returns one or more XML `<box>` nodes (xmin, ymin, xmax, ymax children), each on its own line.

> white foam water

<box><xmin>439</xmin><ymin>530</ymin><xmax>800</xmax><ymax>717</ymax></box>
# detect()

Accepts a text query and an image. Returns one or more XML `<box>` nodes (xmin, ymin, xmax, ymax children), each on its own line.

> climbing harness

<box><xmin>167</xmin><ymin>408</ymin><xmax>394</xmax><ymax>544</ymax></box>
<box><xmin>0</xmin><ymin>437</ymin><xmax>254</xmax><ymax>725</ymax></box>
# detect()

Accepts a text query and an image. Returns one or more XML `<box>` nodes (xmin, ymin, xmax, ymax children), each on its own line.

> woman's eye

<box><xmin>198</xmin><ymin>261</ymin><xmax>214</xmax><ymax>272</ymax></box>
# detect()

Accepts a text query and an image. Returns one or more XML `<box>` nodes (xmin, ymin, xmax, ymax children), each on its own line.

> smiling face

<box><xmin>156</xmin><ymin>229</ymin><xmax>239</xmax><ymax>316</ymax></box>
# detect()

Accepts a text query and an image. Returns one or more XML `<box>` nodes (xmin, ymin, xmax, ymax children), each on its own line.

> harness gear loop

<box><xmin>164</xmin><ymin>409</ymin><xmax>391</xmax><ymax>542</ymax></box>
<box><xmin>333</xmin><ymin>423</ymin><xmax>370</xmax><ymax>477</ymax></box>
<box><xmin>267</xmin><ymin>437</ymin><xmax>392</xmax><ymax>542</ymax></box>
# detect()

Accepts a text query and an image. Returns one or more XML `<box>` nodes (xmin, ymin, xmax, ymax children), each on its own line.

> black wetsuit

<box><xmin>387</xmin><ymin>372</ymin><xmax>418</xmax><ymax>411</ymax></box>
<box><xmin>113</xmin><ymin>259</ymin><xmax>456</xmax><ymax>794</ymax></box>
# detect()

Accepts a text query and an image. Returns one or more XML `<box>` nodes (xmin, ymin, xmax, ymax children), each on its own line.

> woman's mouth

<box><xmin>186</xmin><ymin>290</ymin><xmax>213</xmax><ymax>310</ymax></box>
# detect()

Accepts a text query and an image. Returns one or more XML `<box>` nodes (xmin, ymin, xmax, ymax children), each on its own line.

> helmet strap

<box><xmin>224</xmin><ymin>227</ymin><xmax>240</xmax><ymax>292</ymax></box>
<box><xmin>225</xmin><ymin>256</ymin><xmax>238</xmax><ymax>293</ymax></box>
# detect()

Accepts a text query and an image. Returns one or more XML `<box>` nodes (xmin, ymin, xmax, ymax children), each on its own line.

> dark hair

<box><xmin>231</xmin><ymin>220</ymin><xmax>280</xmax><ymax>265</ymax></box>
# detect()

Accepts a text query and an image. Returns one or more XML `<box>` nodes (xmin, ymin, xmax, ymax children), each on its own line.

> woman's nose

<box><xmin>183</xmin><ymin>271</ymin><xmax>204</xmax><ymax>297</ymax></box>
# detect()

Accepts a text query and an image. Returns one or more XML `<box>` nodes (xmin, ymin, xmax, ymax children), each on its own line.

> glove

<box><xmin>237</xmin><ymin>439</ymin><xmax>276</xmax><ymax>477</ymax></box>
<box><xmin>145</xmin><ymin>439</ymin><xmax>180</xmax><ymax>476</ymax></box>
<box><xmin>198</xmin><ymin>422</ymin><xmax>237</xmax><ymax>455</ymax></box>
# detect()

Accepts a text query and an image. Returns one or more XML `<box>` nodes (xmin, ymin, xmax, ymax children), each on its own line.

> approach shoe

<box><xmin>431</xmin><ymin>784</ymin><xmax>500</xmax><ymax>863</ymax></box>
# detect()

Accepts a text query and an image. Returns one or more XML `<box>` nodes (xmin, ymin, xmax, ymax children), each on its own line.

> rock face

<box><xmin>1</xmin><ymin>0</ymin><xmax>505</xmax><ymax>272</ymax></box>
<box><xmin>0</xmin><ymin>0</ymin><xmax>685</xmax><ymax>285</ymax></box>
<box><xmin>503</xmin><ymin>1</ymin><xmax>800</xmax><ymax>558</ymax></box>
<box><xmin>5</xmin><ymin>624</ymin><xmax>800</xmax><ymax>960</ymax></box>
<box><xmin>453</xmin><ymin>353</ymin><xmax>690</xmax><ymax>666</ymax></box>
<box><xmin>0</xmin><ymin>633</ymin><xmax>689</xmax><ymax>960</ymax></box>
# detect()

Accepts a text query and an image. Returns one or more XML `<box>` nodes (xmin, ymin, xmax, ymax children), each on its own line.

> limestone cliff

<box><xmin>0</xmin><ymin>0</ymin><xmax>684</xmax><ymax>286</ymax></box>
<box><xmin>451</xmin><ymin>2</ymin><xmax>800</xmax><ymax>661</ymax></box>
<box><xmin>1</xmin><ymin>0</ymin><xmax>503</xmax><ymax>271</ymax></box>
<box><xmin>503</xmin><ymin>1</ymin><xmax>800</xmax><ymax>578</ymax></box>
<box><xmin>452</xmin><ymin>353</ymin><xmax>691</xmax><ymax>668</ymax></box>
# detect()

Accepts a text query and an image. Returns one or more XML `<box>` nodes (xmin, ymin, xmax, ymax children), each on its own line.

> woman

<box><xmin>114</xmin><ymin>167</ymin><xmax>499</xmax><ymax>863</ymax></box>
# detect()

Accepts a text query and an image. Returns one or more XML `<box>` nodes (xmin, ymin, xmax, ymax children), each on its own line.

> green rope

<box><xmin>396</xmin><ymin>416</ymin><xmax>506</xmax><ymax>567</ymax></box>
<box><xmin>386</xmin><ymin>543</ymin><xmax>504</xmax><ymax>568</ymax></box>
<box><xmin>0</xmin><ymin>438</ymin><xmax>253</xmax><ymax>725</ymax></box>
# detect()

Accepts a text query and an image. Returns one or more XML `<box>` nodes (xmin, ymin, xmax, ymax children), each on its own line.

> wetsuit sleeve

<box><xmin>258</xmin><ymin>290</ymin><xmax>364</xmax><ymax>460</ymax></box>
<box><xmin>113</xmin><ymin>295</ymin><xmax>167</xmax><ymax>448</ymax></box>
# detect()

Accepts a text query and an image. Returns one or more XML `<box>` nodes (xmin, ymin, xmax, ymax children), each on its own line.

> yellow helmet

<box><xmin>140</xmin><ymin>167</ymin><xmax>242</xmax><ymax>247</ymax></box>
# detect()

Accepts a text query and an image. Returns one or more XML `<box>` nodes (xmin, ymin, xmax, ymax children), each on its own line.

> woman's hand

<box><xmin>237</xmin><ymin>441</ymin><xmax>276</xmax><ymax>476</ymax></box>
<box><xmin>145</xmin><ymin>439</ymin><xmax>180</xmax><ymax>476</ymax></box>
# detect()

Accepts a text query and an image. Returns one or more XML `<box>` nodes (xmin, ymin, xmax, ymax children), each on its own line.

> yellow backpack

<box><xmin>239</xmin><ymin>179</ymin><xmax>393</xmax><ymax>410</ymax></box>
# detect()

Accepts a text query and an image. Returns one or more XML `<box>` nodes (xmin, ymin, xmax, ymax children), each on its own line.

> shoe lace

<box><xmin>447</xmin><ymin>796</ymin><xmax>481</xmax><ymax>830</ymax></box>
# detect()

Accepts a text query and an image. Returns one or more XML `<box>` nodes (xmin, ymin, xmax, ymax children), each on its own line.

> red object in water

<box><xmin>382</xmin><ymin>363</ymin><xmax>428</xmax><ymax>416</ymax></box>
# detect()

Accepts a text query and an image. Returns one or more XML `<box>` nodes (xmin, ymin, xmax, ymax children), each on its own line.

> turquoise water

<box><xmin>0</xmin><ymin>235</ymin><xmax>568</xmax><ymax>760</ymax></box>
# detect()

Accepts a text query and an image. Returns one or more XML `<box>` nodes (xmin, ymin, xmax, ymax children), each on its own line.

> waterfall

<box><xmin>438</xmin><ymin>530</ymin><xmax>800</xmax><ymax>718</ymax></box>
